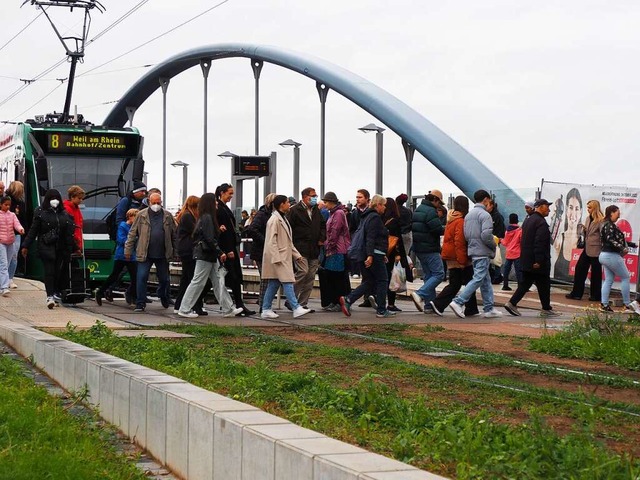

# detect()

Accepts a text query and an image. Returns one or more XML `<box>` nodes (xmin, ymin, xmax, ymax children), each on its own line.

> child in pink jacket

<box><xmin>0</xmin><ymin>196</ymin><xmax>25</xmax><ymax>295</ymax></box>
<box><xmin>501</xmin><ymin>213</ymin><xmax>522</xmax><ymax>291</ymax></box>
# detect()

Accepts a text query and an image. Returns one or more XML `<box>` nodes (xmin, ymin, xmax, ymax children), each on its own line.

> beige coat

<box><xmin>261</xmin><ymin>211</ymin><xmax>301</xmax><ymax>283</ymax></box>
<box><xmin>583</xmin><ymin>216</ymin><xmax>603</xmax><ymax>258</ymax></box>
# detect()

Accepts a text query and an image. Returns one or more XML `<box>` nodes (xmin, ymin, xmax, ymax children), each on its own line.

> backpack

<box><xmin>106</xmin><ymin>196</ymin><xmax>131</xmax><ymax>241</ymax></box>
<box><xmin>347</xmin><ymin>215</ymin><xmax>369</xmax><ymax>263</ymax></box>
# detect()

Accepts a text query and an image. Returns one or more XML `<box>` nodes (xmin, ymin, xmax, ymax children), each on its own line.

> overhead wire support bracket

<box><xmin>23</xmin><ymin>0</ymin><xmax>105</xmax><ymax>123</ymax></box>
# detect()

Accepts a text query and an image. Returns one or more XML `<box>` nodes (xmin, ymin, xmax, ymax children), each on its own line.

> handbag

<box><xmin>387</xmin><ymin>235</ymin><xmax>400</xmax><ymax>256</ymax></box>
<box><xmin>576</xmin><ymin>235</ymin><xmax>585</xmax><ymax>250</ymax></box>
<box><xmin>41</xmin><ymin>228</ymin><xmax>59</xmax><ymax>246</ymax></box>
<box><xmin>324</xmin><ymin>253</ymin><xmax>345</xmax><ymax>272</ymax></box>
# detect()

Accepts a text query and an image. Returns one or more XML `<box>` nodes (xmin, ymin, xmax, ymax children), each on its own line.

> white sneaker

<box><xmin>9</xmin><ymin>282</ymin><xmax>17</xmax><ymax>289</ymax></box>
<box><xmin>448</xmin><ymin>301</ymin><xmax>465</xmax><ymax>318</ymax></box>
<box><xmin>293</xmin><ymin>306</ymin><xmax>311</xmax><ymax>318</ymax></box>
<box><xmin>626</xmin><ymin>300</ymin><xmax>640</xmax><ymax>315</ymax></box>
<box><xmin>46</xmin><ymin>297</ymin><xmax>55</xmax><ymax>310</ymax></box>
<box><xmin>173</xmin><ymin>308</ymin><xmax>180</xmax><ymax>314</ymax></box>
<box><xmin>410</xmin><ymin>292</ymin><xmax>424</xmax><ymax>312</ymax></box>
<box><xmin>483</xmin><ymin>308</ymin><xmax>503</xmax><ymax>318</ymax></box>
<box><xmin>260</xmin><ymin>309</ymin><xmax>279</xmax><ymax>319</ymax></box>
<box><xmin>223</xmin><ymin>307</ymin><xmax>244</xmax><ymax>318</ymax></box>
<box><xmin>178</xmin><ymin>310</ymin><xmax>199</xmax><ymax>318</ymax></box>
<box><xmin>0</xmin><ymin>289</ymin><xmax>9</xmax><ymax>297</ymax></box>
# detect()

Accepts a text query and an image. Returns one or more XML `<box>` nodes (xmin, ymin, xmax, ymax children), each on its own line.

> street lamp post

<box><xmin>171</xmin><ymin>161</ymin><xmax>189</xmax><ymax>205</ymax></box>
<box><xmin>279</xmin><ymin>139</ymin><xmax>301</xmax><ymax>199</ymax></box>
<box><xmin>358</xmin><ymin>123</ymin><xmax>385</xmax><ymax>195</ymax></box>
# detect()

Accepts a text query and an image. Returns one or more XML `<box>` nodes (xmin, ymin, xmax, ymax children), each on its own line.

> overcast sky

<box><xmin>1</xmin><ymin>0</ymin><xmax>638</xmax><ymax>209</ymax></box>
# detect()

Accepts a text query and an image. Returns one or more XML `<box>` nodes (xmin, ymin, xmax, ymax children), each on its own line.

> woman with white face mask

<box><xmin>21</xmin><ymin>188</ymin><xmax>77</xmax><ymax>309</ymax></box>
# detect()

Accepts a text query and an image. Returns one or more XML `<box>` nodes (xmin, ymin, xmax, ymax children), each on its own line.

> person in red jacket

<box><xmin>430</xmin><ymin>196</ymin><xmax>479</xmax><ymax>316</ymax></box>
<box><xmin>63</xmin><ymin>185</ymin><xmax>85</xmax><ymax>253</ymax></box>
<box><xmin>501</xmin><ymin>213</ymin><xmax>522</xmax><ymax>291</ymax></box>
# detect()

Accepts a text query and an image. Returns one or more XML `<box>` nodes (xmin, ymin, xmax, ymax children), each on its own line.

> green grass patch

<box><xmin>531</xmin><ymin>313</ymin><xmax>640</xmax><ymax>370</ymax></box>
<box><xmin>58</xmin><ymin>322</ymin><xmax>640</xmax><ymax>479</ymax></box>
<box><xmin>0</xmin><ymin>354</ymin><xmax>145</xmax><ymax>480</ymax></box>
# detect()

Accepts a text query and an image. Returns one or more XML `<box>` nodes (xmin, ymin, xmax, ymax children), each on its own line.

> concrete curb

<box><xmin>0</xmin><ymin>321</ymin><xmax>447</xmax><ymax>480</ymax></box>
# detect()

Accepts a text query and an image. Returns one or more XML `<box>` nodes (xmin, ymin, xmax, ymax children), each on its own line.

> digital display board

<box><xmin>33</xmin><ymin>130</ymin><xmax>140</xmax><ymax>157</ymax></box>
<box><xmin>233</xmin><ymin>156</ymin><xmax>270</xmax><ymax>177</ymax></box>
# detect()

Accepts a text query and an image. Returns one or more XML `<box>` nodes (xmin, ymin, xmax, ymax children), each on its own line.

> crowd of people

<box><xmin>6</xmin><ymin>176</ymin><xmax>640</xmax><ymax>318</ymax></box>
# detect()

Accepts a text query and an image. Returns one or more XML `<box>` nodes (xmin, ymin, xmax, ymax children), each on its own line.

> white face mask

<box><xmin>149</xmin><ymin>204</ymin><xmax>161</xmax><ymax>213</ymax></box>
<box><xmin>49</xmin><ymin>199</ymin><xmax>60</xmax><ymax>209</ymax></box>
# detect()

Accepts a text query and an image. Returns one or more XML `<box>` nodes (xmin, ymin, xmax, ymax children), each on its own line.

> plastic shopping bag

<box><xmin>389</xmin><ymin>261</ymin><xmax>407</xmax><ymax>293</ymax></box>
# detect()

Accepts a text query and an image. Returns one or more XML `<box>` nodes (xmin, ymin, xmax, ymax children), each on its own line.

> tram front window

<box><xmin>46</xmin><ymin>155</ymin><xmax>135</xmax><ymax>235</ymax></box>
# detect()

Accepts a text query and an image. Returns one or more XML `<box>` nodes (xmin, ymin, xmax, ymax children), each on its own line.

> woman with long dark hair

<box><xmin>215</xmin><ymin>183</ymin><xmax>255</xmax><ymax>316</ymax></box>
<box><xmin>553</xmin><ymin>187</ymin><xmax>583</xmax><ymax>281</ymax></box>
<box><xmin>21</xmin><ymin>189</ymin><xmax>76</xmax><ymax>309</ymax></box>
<box><xmin>175</xmin><ymin>195</ymin><xmax>210</xmax><ymax>315</ymax></box>
<box><xmin>177</xmin><ymin>193</ymin><xmax>243</xmax><ymax>318</ymax></box>
<box><xmin>599</xmin><ymin>205</ymin><xmax>640</xmax><ymax>314</ymax></box>
<box><xmin>320</xmin><ymin>192</ymin><xmax>351</xmax><ymax>311</ymax></box>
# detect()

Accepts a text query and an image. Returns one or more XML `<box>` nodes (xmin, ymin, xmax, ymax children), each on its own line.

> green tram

<box><xmin>0</xmin><ymin>117</ymin><xmax>144</xmax><ymax>283</ymax></box>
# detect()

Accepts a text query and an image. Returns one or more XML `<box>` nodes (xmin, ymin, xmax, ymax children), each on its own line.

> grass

<box><xmin>531</xmin><ymin>312</ymin><xmax>640</xmax><ymax>370</ymax></box>
<box><xmin>0</xmin><ymin>354</ymin><xmax>146</xmax><ymax>480</ymax></box>
<box><xmin>58</xmin><ymin>321</ymin><xmax>640</xmax><ymax>479</ymax></box>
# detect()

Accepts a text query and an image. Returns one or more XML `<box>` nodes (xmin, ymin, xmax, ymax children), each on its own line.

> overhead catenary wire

<box><xmin>0</xmin><ymin>0</ymin><xmax>151</xmax><ymax>113</ymax></box>
<box><xmin>75</xmin><ymin>0</ymin><xmax>231</xmax><ymax>79</ymax></box>
<box><xmin>0</xmin><ymin>8</ymin><xmax>46</xmax><ymax>55</ymax></box>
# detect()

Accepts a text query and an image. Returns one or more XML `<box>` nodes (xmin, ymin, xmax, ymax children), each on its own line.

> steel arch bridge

<box><xmin>104</xmin><ymin>42</ymin><xmax>523</xmax><ymax>211</ymax></box>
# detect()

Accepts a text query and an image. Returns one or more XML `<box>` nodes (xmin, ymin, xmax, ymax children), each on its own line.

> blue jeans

<box><xmin>415</xmin><ymin>252</ymin><xmax>445</xmax><ymax>303</ymax></box>
<box><xmin>347</xmin><ymin>254</ymin><xmax>388</xmax><ymax>314</ymax></box>
<box><xmin>262</xmin><ymin>280</ymin><xmax>300</xmax><ymax>311</ymax></box>
<box><xmin>8</xmin><ymin>234</ymin><xmax>20</xmax><ymax>280</ymax></box>
<box><xmin>453</xmin><ymin>257</ymin><xmax>494</xmax><ymax>312</ymax></box>
<box><xmin>502</xmin><ymin>258</ymin><xmax>522</xmax><ymax>287</ymax></box>
<box><xmin>599</xmin><ymin>251</ymin><xmax>631</xmax><ymax>305</ymax></box>
<box><xmin>136</xmin><ymin>257</ymin><xmax>170</xmax><ymax>307</ymax></box>
<box><xmin>0</xmin><ymin>243</ymin><xmax>12</xmax><ymax>290</ymax></box>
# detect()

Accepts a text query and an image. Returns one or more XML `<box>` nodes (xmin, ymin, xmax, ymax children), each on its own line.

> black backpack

<box><xmin>347</xmin><ymin>215</ymin><xmax>369</xmax><ymax>263</ymax></box>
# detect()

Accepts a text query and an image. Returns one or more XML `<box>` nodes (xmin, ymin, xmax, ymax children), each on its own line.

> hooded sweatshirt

<box><xmin>502</xmin><ymin>223</ymin><xmax>522</xmax><ymax>260</ymax></box>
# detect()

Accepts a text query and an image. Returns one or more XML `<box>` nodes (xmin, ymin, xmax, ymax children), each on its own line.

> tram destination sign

<box><xmin>233</xmin><ymin>155</ymin><xmax>270</xmax><ymax>177</ymax></box>
<box><xmin>34</xmin><ymin>130</ymin><xmax>140</xmax><ymax>157</ymax></box>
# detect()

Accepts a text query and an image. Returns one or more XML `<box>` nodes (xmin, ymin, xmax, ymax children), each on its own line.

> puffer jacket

<box><xmin>411</xmin><ymin>199</ymin><xmax>445</xmax><ymax>253</ymax></box>
<box><xmin>114</xmin><ymin>221</ymin><xmax>132</xmax><ymax>261</ymax></box>
<box><xmin>63</xmin><ymin>200</ymin><xmax>83</xmax><ymax>250</ymax></box>
<box><xmin>22</xmin><ymin>207</ymin><xmax>76</xmax><ymax>261</ymax></box>
<box><xmin>0</xmin><ymin>210</ymin><xmax>23</xmax><ymax>245</ymax></box>
<box><xmin>464</xmin><ymin>203</ymin><xmax>496</xmax><ymax>259</ymax></box>
<box><xmin>440</xmin><ymin>213</ymin><xmax>468</xmax><ymax>268</ymax></box>
<box><xmin>502</xmin><ymin>224</ymin><xmax>522</xmax><ymax>260</ymax></box>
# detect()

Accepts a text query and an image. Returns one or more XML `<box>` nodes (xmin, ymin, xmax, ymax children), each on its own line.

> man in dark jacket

<box><xmin>115</xmin><ymin>181</ymin><xmax>146</xmax><ymax>225</ymax></box>
<box><xmin>339</xmin><ymin>195</ymin><xmax>393</xmax><ymax>318</ymax></box>
<box><xmin>504</xmin><ymin>199</ymin><xmax>560</xmax><ymax>317</ymax></box>
<box><xmin>410</xmin><ymin>189</ymin><xmax>446</xmax><ymax>311</ymax></box>
<box><xmin>287</xmin><ymin>187</ymin><xmax>326</xmax><ymax>308</ymax></box>
<box><xmin>488</xmin><ymin>199</ymin><xmax>506</xmax><ymax>284</ymax></box>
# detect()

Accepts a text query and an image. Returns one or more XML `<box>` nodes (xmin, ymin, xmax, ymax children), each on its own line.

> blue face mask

<box><xmin>308</xmin><ymin>196</ymin><xmax>318</xmax><ymax>207</ymax></box>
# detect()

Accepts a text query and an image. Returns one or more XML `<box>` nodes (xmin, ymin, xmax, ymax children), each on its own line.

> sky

<box><xmin>0</xmin><ymin>0</ymin><xmax>638</xmax><ymax>210</ymax></box>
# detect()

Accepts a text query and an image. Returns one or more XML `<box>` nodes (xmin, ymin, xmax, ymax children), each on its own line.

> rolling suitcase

<box><xmin>61</xmin><ymin>253</ymin><xmax>89</xmax><ymax>304</ymax></box>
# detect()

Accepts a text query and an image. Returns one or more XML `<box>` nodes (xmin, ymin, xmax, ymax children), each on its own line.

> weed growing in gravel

<box><xmin>531</xmin><ymin>312</ymin><xmax>640</xmax><ymax>370</ymax></box>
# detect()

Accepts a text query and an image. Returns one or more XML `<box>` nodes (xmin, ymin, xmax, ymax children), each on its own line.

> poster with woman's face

<box><xmin>542</xmin><ymin>181</ymin><xmax>639</xmax><ymax>290</ymax></box>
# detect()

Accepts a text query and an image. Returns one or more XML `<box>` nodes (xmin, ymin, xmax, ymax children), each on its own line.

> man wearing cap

<box><xmin>504</xmin><ymin>199</ymin><xmax>559</xmax><ymax>317</ymax></box>
<box><xmin>287</xmin><ymin>187</ymin><xmax>326</xmax><ymax>308</ymax></box>
<box><xmin>115</xmin><ymin>180</ymin><xmax>147</xmax><ymax>225</ymax></box>
<box><xmin>410</xmin><ymin>189</ymin><xmax>446</xmax><ymax>311</ymax></box>
<box><xmin>448</xmin><ymin>189</ymin><xmax>503</xmax><ymax>318</ymax></box>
